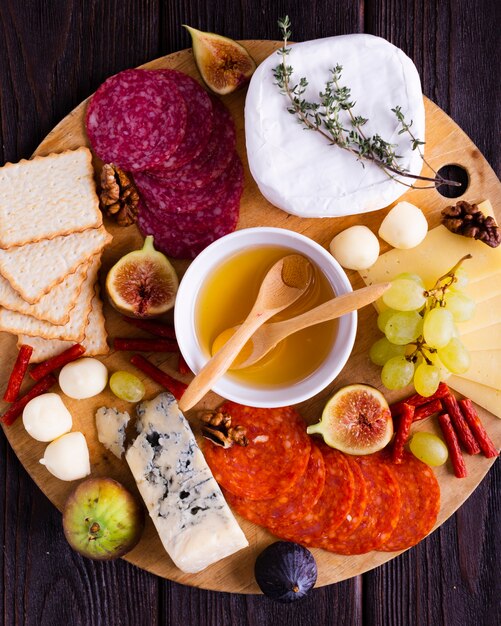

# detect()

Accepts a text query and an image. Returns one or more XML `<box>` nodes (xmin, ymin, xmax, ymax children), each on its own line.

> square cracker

<box><xmin>18</xmin><ymin>283</ymin><xmax>109</xmax><ymax>362</ymax></box>
<box><xmin>0</xmin><ymin>225</ymin><xmax>111</xmax><ymax>303</ymax></box>
<box><xmin>0</xmin><ymin>147</ymin><xmax>102</xmax><ymax>248</ymax></box>
<box><xmin>0</xmin><ymin>255</ymin><xmax>100</xmax><ymax>341</ymax></box>
<box><xmin>0</xmin><ymin>260</ymin><xmax>90</xmax><ymax>325</ymax></box>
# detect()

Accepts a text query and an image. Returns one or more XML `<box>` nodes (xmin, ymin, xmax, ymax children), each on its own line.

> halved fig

<box><xmin>105</xmin><ymin>236</ymin><xmax>178</xmax><ymax>317</ymax></box>
<box><xmin>62</xmin><ymin>477</ymin><xmax>144</xmax><ymax>560</ymax></box>
<box><xmin>307</xmin><ymin>384</ymin><xmax>393</xmax><ymax>455</ymax></box>
<box><xmin>184</xmin><ymin>25</ymin><xmax>256</xmax><ymax>95</ymax></box>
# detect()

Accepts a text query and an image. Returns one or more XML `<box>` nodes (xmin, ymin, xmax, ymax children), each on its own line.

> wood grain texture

<box><xmin>0</xmin><ymin>0</ymin><xmax>499</xmax><ymax>624</ymax></box>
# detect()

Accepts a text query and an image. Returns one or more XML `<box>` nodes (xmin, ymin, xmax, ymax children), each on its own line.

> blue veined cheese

<box><xmin>245</xmin><ymin>34</ymin><xmax>425</xmax><ymax>218</ymax></box>
<box><xmin>125</xmin><ymin>393</ymin><xmax>248</xmax><ymax>573</ymax></box>
<box><xmin>95</xmin><ymin>407</ymin><xmax>130</xmax><ymax>459</ymax></box>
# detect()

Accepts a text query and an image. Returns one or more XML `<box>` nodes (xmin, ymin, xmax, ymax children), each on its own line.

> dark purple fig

<box><xmin>254</xmin><ymin>541</ymin><xmax>317</xmax><ymax>603</ymax></box>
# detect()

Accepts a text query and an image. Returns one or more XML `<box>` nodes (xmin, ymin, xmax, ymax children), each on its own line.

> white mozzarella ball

<box><xmin>39</xmin><ymin>432</ymin><xmax>90</xmax><ymax>481</ymax></box>
<box><xmin>329</xmin><ymin>225</ymin><xmax>380</xmax><ymax>270</ymax></box>
<box><xmin>378</xmin><ymin>201</ymin><xmax>428</xmax><ymax>249</ymax></box>
<box><xmin>22</xmin><ymin>393</ymin><xmax>72</xmax><ymax>442</ymax></box>
<box><xmin>59</xmin><ymin>358</ymin><xmax>108</xmax><ymax>399</ymax></box>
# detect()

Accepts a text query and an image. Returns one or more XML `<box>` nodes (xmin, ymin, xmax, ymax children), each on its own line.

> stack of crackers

<box><xmin>0</xmin><ymin>148</ymin><xmax>112</xmax><ymax>362</ymax></box>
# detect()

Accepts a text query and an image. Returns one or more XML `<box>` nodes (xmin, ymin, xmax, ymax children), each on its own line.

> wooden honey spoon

<box><xmin>215</xmin><ymin>282</ymin><xmax>391</xmax><ymax>370</ymax></box>
<box><xmin>178</xmin><ymin>254</ymin><xmax>313</xmax><ymax>412</ymax></box>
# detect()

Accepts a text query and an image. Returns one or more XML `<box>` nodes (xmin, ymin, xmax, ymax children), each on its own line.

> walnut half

<box><xmin>100</xmin><ymin>163</ymin><xmax>140</xmax><ymax>227</ymax></box>
<box><xmin>441</xmin><ymin>201</ymin><xmax>501</xmax><ymax>248</ymax></box>
<box><xmin>200</xmin><ymin>410</ymin><xmax>248</xmax><ymax>448</ymax></box>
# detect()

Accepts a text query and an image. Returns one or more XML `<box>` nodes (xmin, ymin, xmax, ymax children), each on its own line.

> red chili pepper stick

<box><xmin>3</xmin><ymin>345</ymin><xmax>33</xmax><ymax>402</ymax></box>
<box><xmin>29</xmin><ymin>343</ymin><xmax>85</xmax><ymax>381</ymax></box>
<box><xmin>121</xmin><ymin>316</ymin><xmax>177</xmax><ymax>339</ymax></box>
<box><xmin>178</xmin><ymin>353</ymin><xmax>192</xmax><ymax>376</ymax></box>
<box><xmin>459</xmin><ymin>398</ymin><xmax>499</xmax><ymax>459</ymax></box>
<box><xmin>390</xmin><ymin>382</ymin><xmax>450</xmax><ymax>416</ymax></box>
<box><xmin>441</xmin><ymin>394</ymin><xmax>480</xmax><ymax>455</ymax></box>
<box><xmin>114</xmin><ymin>338</ymin><xmax>179</xmax><ymax>353</ymax></box>
<box><xmin>438</xmin><ymin>412</ymin><xmax>468</xmax><ymax>478</ymax></box>
<box><xmin>130</xmin><ymin>354</ymin><xmax>187</xmax><ymax>401</ymax></box>
<box><xmin>1</xmin><ymin>374</ymin><xmax>57</xmax><ymax>426</ymax></box>
<box><xmin>413</xmin><ymin>398</ymin><xmax>443</xmax><ymax>422</ymax></box>
<box><xmin>391</xmin><ymin>403</ymin><xmax>414</xmax><ymax>464</ymax></box>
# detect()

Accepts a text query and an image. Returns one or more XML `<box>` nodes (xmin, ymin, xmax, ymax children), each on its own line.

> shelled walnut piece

<box><xmin>441</xmin><ymin>201</ymin><xmax>501</xmax><ymax>248</ymax></box>
<box><xmin>100</xmin><ymin>164</ymin><xmax>139</xmax><ymax>226</ymax></box>
<box><xmin>200</xmin><ymin>410</ymin><xmax>248</xmax><ymax>448</ymax></box>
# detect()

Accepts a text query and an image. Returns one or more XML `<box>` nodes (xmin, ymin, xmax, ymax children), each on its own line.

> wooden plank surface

<box><xmin>0</xmin><ymin>0</ymin><xmax>499</xmax><ymax>624</ymax></box>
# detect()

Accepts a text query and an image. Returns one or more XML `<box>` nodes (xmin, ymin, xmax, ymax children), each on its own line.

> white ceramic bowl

<box><xmin>174</xmin><ymin>227</ymin><xmax>357</xmax><ymax>407</ymax></box>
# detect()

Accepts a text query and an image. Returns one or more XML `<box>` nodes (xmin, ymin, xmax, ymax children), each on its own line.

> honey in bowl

<box><xmin>196</xmin><ymin>245</ymin><xmax>338</xmax><ymax>387</ymax></box>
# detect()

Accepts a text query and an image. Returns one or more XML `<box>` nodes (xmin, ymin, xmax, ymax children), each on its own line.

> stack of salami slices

<box><xmin>85</xmin><ymin>68</ymin><xmax>242</xmax><ymax>259</ymax></box>
<box><xmin>204</xmin><ymin>402</ymin><xmax>441</xmax><ymax>555</ymax></box>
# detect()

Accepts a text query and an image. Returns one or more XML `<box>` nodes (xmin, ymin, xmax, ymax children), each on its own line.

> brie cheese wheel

<box><xmin>245</xmin><ymin>35</ymin><xmax>425</xmax><ymax>217</ymax></box>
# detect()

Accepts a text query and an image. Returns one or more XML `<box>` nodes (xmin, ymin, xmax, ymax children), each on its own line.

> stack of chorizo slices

<box><xmin>85</xmin><ymin>68</ymin><xmax>242</xmax><ymax>259</ymax></box>
<box><xmin>203</xmin><ymin>403</ymin><xmax>441</xmax><ymax>555</ymax></box>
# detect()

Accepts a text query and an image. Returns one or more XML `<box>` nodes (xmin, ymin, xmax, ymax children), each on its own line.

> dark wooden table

<box><xmin>1</xmin><ymin>1</ymin><xmax>500</xmax><ymax>624</ymax></box>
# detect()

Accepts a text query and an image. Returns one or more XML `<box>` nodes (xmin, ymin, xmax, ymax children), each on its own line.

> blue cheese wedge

<box><xmin>245</xmin><ymin>34</ymin><xmax>425</xmax><ymax>217</ymax></box>
<box><xmin>95</xmin><ymin>407</ymin><xmax>130</xmax><ymax>458</ymax></box>
<box><xmin>125</xmin><ymin>393</ymin><xmax>248</xmax><ymax>573</ymax></box>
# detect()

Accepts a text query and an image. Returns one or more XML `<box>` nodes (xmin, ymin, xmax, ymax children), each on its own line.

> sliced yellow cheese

<box><xmin>448</xmin><ymin>375</ymin><xmax>501</xmax><ymax>419</ymax></box>
<box><xmin>465</xmin><ymin>273</ymin><xmax>501</xmax><ymax>302</ymax></box>
<box><xmin>458</xmin><ymin>294</ymin><xmax>501</xmax><ymax>334</ymax></box>
<box><xmin>361</xmin><ymin>200</ymin><xmax>501</xmax><ymax>288</ymax></box>
<box><xmin>461</xmin><ymin>323</ymin><xmax>501</xmax><ymax>351</ymax></box>
<box><xmin>457</xmin><ymin>350</ymin><xmax>501</xmax><ymax>390</ymax></box>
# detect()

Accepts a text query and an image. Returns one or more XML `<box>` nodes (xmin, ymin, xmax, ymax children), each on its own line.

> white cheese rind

<box><xmin>125</xmin><ymin>393</ymin><xmax>248</xmax><ymax>574</ymax></box>
<box><xmin>245</xmin><ymin>34</ymin><xmax>425</xmax><ymax>217</ymax></box>
<box><xmin>95</xmin><ymin>407</ymin><xmax>130</xmax><ymax>459</ymax></box>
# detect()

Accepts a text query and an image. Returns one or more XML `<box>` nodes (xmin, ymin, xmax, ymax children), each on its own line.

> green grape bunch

<box><xmin>369</xmin><ymin>256</ymin><xmax>474</xmax><ymax>397</ymax></box>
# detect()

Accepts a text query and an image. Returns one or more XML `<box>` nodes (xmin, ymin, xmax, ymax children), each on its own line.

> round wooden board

<box><xmin>1</xmin><ymin>41</ymin><xmax>500</xmax><ymax>593</ymax></box>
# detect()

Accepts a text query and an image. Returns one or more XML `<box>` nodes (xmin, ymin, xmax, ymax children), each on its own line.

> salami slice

<box><xmin>86</xmin><ymin>69</ymin><xmax>187</xmax><ymax>172</ymax></box>
<box><xmin>152</xmin><ymin>70</ymin><xmax>213</xmax><ymax>170</ymax></box>
<box><xmin>270</xmin><ymin>446</ymin><xmax>355</xmax><ymax>544</ymax></box>
<box><xmin>321</xmin><ymin>453</ymin><xmax>401</xmax><ymax>555</ymax></box>
<box><xmin>380</xmin><ymin>451</ymin><xmax>440</xmax><ymax>552</ymax></box>
<box><xmin>146</xmin><ymin>98</ymin><xmax>236</xmax><ymax>189</ymax></box>
<box><xmin>224</xmin><ymin>442</ymin><xmax>326</xmax><ymax>527</ymax></box>
<box><xmin>203</xmin><ymin>403</ymin><xmax>311</xmax><ymax>501</ymax></box>
<box><xmin>331</xmin><ymin>454</ymin><xmax>368</xmax><ymax>541</ymax></box>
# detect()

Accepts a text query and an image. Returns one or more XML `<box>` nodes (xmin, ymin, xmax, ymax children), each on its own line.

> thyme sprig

<box><xmin>274</xmin><ymin>16</ymin><xmax>460</xmax><ymax>190</ymax></box>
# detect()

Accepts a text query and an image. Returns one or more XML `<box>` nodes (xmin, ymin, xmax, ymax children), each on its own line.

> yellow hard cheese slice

<box><xmin>361</xmin><ymin>200</ymin><xmax>501</xmax><ymax>288</ymax></box>
<box><xmin>465</xmin><ymin>273</ymin><xmax>501</xmax><ymax>302</ymax></box>
<box><xmin>457</xmin><ymin>294</ymin><xmax>501</xmax><ymax>334</ymax></box>
<box><xmin>461</xmin><ymin>323</ymin><xmax>501</xmax><ymax>351</ymax></box>
<box><xmin>448</xmin><ymin>375</ymin><xmax>501</xmax><ymax>419</ymax></box>
<box><xmin>457</xmin><ymin>350</ymin><xmax>501</xmax><ymax>390</ymax></box>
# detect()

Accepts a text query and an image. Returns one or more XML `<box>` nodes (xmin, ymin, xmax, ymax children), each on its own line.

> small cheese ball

<box><xmin>329</xmin><ymin>225</ymin><xmax>380</xmax><ymax>270</ymax></box>
<box><xmin>59</xmin><ymin>358</ymin><xmax>108</xmax><ymax>400</ymax></box>
<box><xmin>378</xmin><ymin>201</ymin><xmax>428</xmax><ymax>249</ymax></box>
<box><xmin>39</xmin><ymin>432</ymin><xmax>91</xmax><ymax>481</ymax></box>
<box><xmin>22</xmin><ymin>393</ymin><xmax>72</xmax><ymax>442</ymax></box>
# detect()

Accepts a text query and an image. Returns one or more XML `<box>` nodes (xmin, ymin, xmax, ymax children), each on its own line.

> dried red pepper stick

<box><xmin>391</xmin><ymin>403</ymin><xmax>414</xmax><ymax>464</ymax></box>
<box><xmin>441</xmin><ymin>394</ymin><xmax>480</xmax><ymax>455</ymax></box>
<box><xmin>121</xmin><ymin>316</ymin><xmax>176</xmax><ymax>339</ymax></box>
<box><xmin>114</xmin><ymin>338</ymin><xmax>179</xmax><ymax>353</ymax></box>
<box><xmin>459</xmin><ymin>398</ymin><xmax>499</xmax><ymax>458</ymax></box>
<box><xmin>413</xmin><ymin>398</ymin><xmax>443</xmax><ymax>422</ymax></box>
<box><xmin>178</xmin><ymin>353</ymin><xmax>192</xmax><ymax>376</ymax></box>
<box><xmin>130</xmin><ymin>354</ymin><xmax>187</xmax><ymax>401</ymax></box>
<box><xmin>1</xmin><ymin>374</ymin><xmax>57</xmax><ymax>426</ymax></box>
<box><xmin>3</xmin><ymin>345</ymin><xmax>33</xmax><ymax>402</ymax></box>
<box><xmin>390</xmin><ymin>382</ymin><xmax>450</xmax><ymax>416</ymax></box>
<box><xmin>29</xmin><ymin>343</ymin><xmax>85</xmax><ymax>381</ymax></box>
<box><xmin>438</xmin><ymin>412</ymin><xmax>468</xmax><ymax>478</ymax></box>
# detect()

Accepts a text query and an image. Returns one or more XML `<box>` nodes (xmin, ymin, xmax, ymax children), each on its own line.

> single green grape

<box><xmin>369</xmin><ymin>337</ymin><xmax>406</xmax><ymax>366</ymax></box>
<box><xmin>409</xmin><ymin>431</ymin><xmax>448</xmax><ymax>466</ymax></box>
<box><xmin>413</xmin><ymin>362</ymin><xmax>441</xmax><ymax>397</ymax></box>
<box><xmin>377</xmin><ymin>308</ymin><xmax>397</xmax><ymax>333</ymax></box>
<box><xmin>394</xmin><ymin>272</ymin><xmax>425</xmax><ymax>287</ymax></box>
<box><xmin>110</xmin><ymin>371</ymin><xmax>146</xmax><ymax>402</ymax></box>
<box><xmin>443</xmin><ymin>291</ymin><xmax>476</xmax><ymax>322</ymax></box>
<box><xmin>382</xmin><ymin>279</ymin><xmax>426</xmax><ymax>312</ymax></box>
<box><xmin>423</xmin><ymin>307</ymin><xmax>455</xmax><ymax>348</ymax></box>
<box><xmin>384</xmin><ymin>310</ymin><xmax>423</xmax><ymax>345</ymax></box>
<box><xmin>381</xmin><ymin>355</ymin><xmax>414</xmax><ymax>390</ymax></box>
<box><xmin>437</xmin><ymin>337</ymin><xmax>471</xmax><ymax>374</ymax></box>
